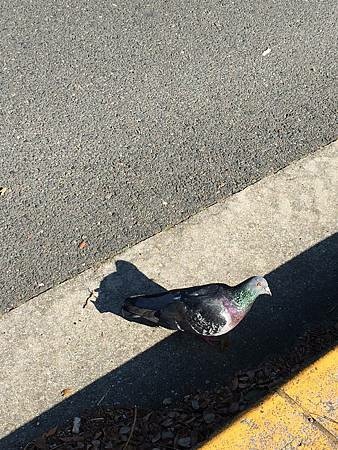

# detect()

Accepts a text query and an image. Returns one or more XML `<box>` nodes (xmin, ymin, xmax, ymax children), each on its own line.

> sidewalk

<box><xmin>1</xmin><ymin>141</ymin><xmax>337</xmax><ymax>449</ymax></box>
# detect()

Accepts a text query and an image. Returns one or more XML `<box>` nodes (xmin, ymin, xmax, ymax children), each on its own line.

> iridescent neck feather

<box><xmin>231</xmin><ymin>287</ymin><xmax>258</xmax><ymax>310</ymax></box>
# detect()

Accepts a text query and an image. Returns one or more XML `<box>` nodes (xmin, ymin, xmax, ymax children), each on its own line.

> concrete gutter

<box><xmin>1</xmin><ymin>141</ymin><xmax>337</xmax><ymax>449</ymax></box>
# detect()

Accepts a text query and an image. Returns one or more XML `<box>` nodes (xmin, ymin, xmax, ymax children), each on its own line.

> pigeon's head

<box><xmin>247</xmin><ymin>276</ymin><xmax>272</xmax><ymax>297</ymax></box>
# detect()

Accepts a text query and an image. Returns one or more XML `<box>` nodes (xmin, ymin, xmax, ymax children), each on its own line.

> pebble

<box><xmin>191</xmin><ymin>400</ymin><xmax>199</xmax><ymax>410</ymax></box>
<box><xmin>72</xmin><ymin>417</ymin><xmax>81</xmax><ymax>434</ymax></box>
<box><xmin>119</xmin><ymin>426</ymin><xmax>130</xmax><ymax>435</ymax></box>
<box><xmin>162</xmin><ymin>430</ymin><xmax>174</xmax><ymax>440</ymax></box>
<box><xmin>203</xmin><ymin>412</ymin><xmax>215</xmax><ymax>424</ymax></box>
<box><xmin>262</xmin><ymin>47</ymin><xmax>272</xmax><ymax>56</ymax></box>
<box><xmin>229</xmin><ymin>402</ymin><xmax>240</xmax><ymax>413</ymax></box>
<box><xmin>178</xmin><ymin>436</ymin><xmax>191</xmax><ymax>448</ymax></box>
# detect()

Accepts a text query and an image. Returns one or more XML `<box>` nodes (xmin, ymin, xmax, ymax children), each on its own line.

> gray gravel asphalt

<box><xmin>0</xmin><ymin>0</ymin><xmax>337</xmax><ymax>313</ymax></box>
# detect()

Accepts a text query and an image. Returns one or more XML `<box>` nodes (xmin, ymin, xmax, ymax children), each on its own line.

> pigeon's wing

<box><xmin>121</xmin><ymin>283</ymin><xmax>230</xmax><ymax>332</ymax></box>
<box><xmin>177</xmin><ymin>283</ymin><xmax>229</xmax><ymax>304</ymax></box>
<box><xmin>160</xmin><ymin>283</ymin><xmax>230</xmax><ymax>334</ymax></box>
<box><xmin>157</xmin><ymin>300</ymin><xmax>189</xmax><ymax>330</ymax></box>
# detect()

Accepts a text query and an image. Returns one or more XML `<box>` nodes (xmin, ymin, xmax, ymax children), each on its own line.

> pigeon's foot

<box><xmin>200</xmin><ymin>335</ymin><xmax>229</xmax><ymax>351</ymax></box>
<box><xmin>219</xmin><ymin>335</ymin><xmax>230</xmax><ymax>352</ymax></box>
<box><xmin>201</xmin><ymin>336</ymin><xmax>219</xmax><ymax>346</ymax></box>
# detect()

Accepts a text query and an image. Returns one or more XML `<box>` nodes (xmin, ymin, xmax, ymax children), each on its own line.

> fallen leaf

<box><xmin>151</xmin><ymin>432</ymin><xmax>161</xmax><ymax>443</ymax></box>
<box><xmin>162</xmin><ymin>418</ymin><xmax>173</xmax><ymax>427</ymax></box>
<box><xmin>61</xmin><ymin>387</ymin><xmax>73</xmax><ymax>397</ymax></box>
<box><xmin>33</xmin><ymin>436</ymin><xmax>47</xmax><ymax>449</ymax></box>
<box><xmin>78</xmin><ymin>240</ymin><xmax>89</xmax><ymax>249</ymax></box>
<box><xmin>44</xmin><ymin>426</ymin><xmax>58</xmax><ymax>438</ymax></box>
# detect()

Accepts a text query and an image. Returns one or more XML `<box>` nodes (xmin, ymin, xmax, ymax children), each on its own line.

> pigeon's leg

<box><xmin>200</xmin><ymin>335</ymin><xmax>230</xmax><ymax>351</ymax></box>
<box><xmin>219</xmin><ymin>334</ymin><xmax>230</xmax><ymax>352</ymax></box>
<box><xmin>200</xmin><ymin>336</ymin><xmax>220</xmax><ymax>346</ymax></box>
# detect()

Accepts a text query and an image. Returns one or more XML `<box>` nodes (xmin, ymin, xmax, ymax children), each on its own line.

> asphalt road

<box><xmin>0</xmin><ymin>0</ymin><xmax>336</xmax><ymax>313</ymax></box>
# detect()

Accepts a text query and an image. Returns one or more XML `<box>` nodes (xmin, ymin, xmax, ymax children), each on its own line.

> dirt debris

<box><xmin>25</xmin><ymin>325</ymin><xmax>337</xmax><ymax>450</ymax></box>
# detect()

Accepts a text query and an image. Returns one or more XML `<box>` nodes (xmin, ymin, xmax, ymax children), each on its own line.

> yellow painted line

<box><xmin>201</xmin><ymin>348</ymin><xmax>337</xmax><ymax>450</ymax></box>
<box><xmin>282</xmin><ymin>347</ymin><xmax>338</xmax><ymax>438</ymax></box>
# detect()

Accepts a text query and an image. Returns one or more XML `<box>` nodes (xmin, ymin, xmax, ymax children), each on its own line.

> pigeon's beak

<box><xmin>265</xmin><ymin>286</ymin><xmax>272</xmax><ymax>296</ymax></box>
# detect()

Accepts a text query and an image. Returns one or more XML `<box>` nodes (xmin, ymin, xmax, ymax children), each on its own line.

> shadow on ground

<box><xmin>2</xmin><ymin>234</ymin><xmax>337</xmax><ymax>449</ymax></box>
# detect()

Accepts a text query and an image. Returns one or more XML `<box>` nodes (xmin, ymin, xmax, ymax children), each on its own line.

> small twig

<box><xmin>46</xmin><ymin>444</ymin><xmax>66</xmax><ymax>450</ymax></box>
<box><xmin>97</xmin><ymin>385</ymin><xmax>112</xmax><ymax>406</ymax></box>
<box><xmin>281</xmin><ymin>439</ymin><xmax>296</xmax><ymax>450</ymax></box>
<box><xmin>123</xmin><ymin>406</ymin><xmax>137</xmax><ymax>450</ymax></box>
<box><xmin>309</xmin><ymin>411</ymin><xmax>338</xmax><ymax>424</ymax></box>
<box><xmin>24</xmin><ymin>442</ymin><xmax>67</xmax><ymax>450</ymax></box>
<box><xmin>83</xmin><ymin>289</ymin><xmax>96</xmax><ymax>308</ymax></box>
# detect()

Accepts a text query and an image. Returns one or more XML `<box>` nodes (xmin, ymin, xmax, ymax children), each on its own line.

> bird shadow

<box><xmin>93</xmin><ymin>259</ymin><xmax>166</xmax><ymax>315</ymax></box>
<box><xmin>1</xmin><ymin>233</ymin><xmax>337</xmax><ymax>449</ymax></box>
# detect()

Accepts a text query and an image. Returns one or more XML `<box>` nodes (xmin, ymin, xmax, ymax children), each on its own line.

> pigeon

<box><xmin>121</xmin><ymin>276</ymin><xmax>271</xmax><ymax>348</ymax></box>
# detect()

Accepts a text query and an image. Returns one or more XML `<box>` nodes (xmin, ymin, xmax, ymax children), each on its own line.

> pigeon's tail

<box><xmin>121</xmin><ymin>291</ymin><xmax>179</xmax><ymax>327</ymax></box>
<box><xmin>121</xmin><ymin>295</ymin><xmax>162</xmax><ymax>327</ymax></box>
